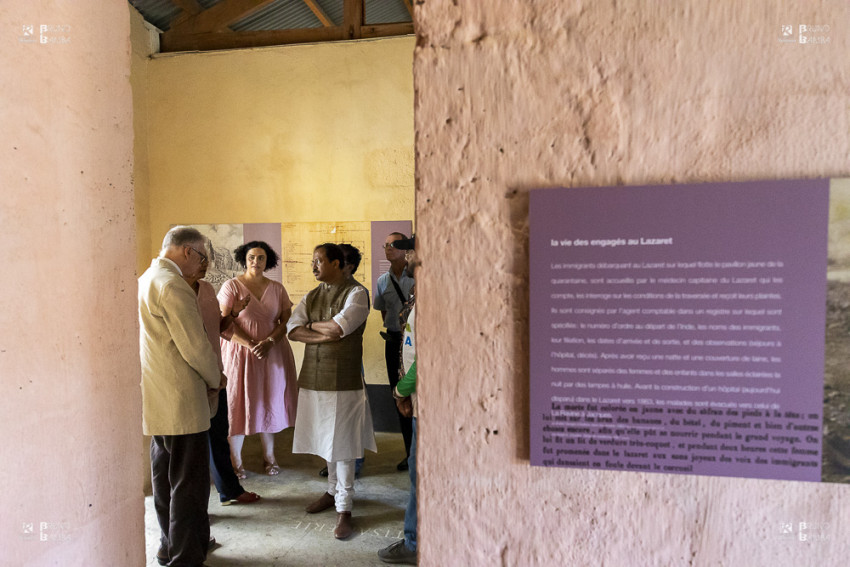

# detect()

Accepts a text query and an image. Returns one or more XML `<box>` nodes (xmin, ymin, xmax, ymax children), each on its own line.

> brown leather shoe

<box><xmin>305</xmin><ymin>492</ymin><xmax>335</xmax><ymax>514</ymax></box>
<box><xmin>334</xmin><ymin>511</ymin><xmax>353</xmax><ymax>539</ymax></box>
<box><xmin>221</xmin><ymin>491</ymin><xmax>261</xmax><ymax>506</ymax></box>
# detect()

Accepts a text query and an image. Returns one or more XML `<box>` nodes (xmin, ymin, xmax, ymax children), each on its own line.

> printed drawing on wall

<box><xmin>280</xmin><ymin>221</ymin><xmax>372</xmax><ymax>302</ymax></box>
<box><xmin>184</xmin><ymin>222</ymin><xmax>386</xmax><ymax>303</ymax></box>
<box><xmin>187</xmin><ymin>224</ymin><xmax>245</xmax><ymax>294</ymax></box>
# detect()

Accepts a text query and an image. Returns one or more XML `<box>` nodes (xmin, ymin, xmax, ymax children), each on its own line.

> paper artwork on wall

<box><xmin>187</xmin><ymin>223</ymin><xmax>282</xmax><ymax>294</ymax></box>
<box><xmin>280</xmin><ymin>221</ymin><xmax>372</xmax><ymax>302</ymax></box>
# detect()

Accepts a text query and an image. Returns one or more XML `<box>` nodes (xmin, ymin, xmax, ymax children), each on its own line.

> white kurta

<box><xmin>288</xmin><ymin>283</ymin><xmax>377</xmax><ymax>462</ymax></box>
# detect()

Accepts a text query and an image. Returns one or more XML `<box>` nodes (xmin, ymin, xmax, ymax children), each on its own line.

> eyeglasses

<box><xmin>383</xmin><ymin>243</ymin><xmax>399</xmax><ymax>250</ymax></box>
<box><xmin>187</xmin><ymin>245</ymin><xmax>209</xmax><ymax>265</ymax></box>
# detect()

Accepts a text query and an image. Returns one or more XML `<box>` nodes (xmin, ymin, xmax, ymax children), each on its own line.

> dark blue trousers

<box><xmin>209</xmin><ymin>389</ymin><xmax>245</xmax><ymax>502</ymax></box>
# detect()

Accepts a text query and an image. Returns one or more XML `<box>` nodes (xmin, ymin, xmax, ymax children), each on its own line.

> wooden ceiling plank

<box><xmin>360</xmin><ymin>21</ymin><xmax>413</xmax><ymax>39</ymax></box>
<box><xmin>159</xmin><ymin>20</ymin><xmax>413</xmax><ymax>53</ymax></box>
<box><xmin>172</xmin><ymin>0</ymin><xmax>202</xmax><ymax>15</ymax></box>
<box><xmin>401</xmin><ymin>0</ymin><xmax>413</xmax><ymax>18</ymax></box>
<box><xmin>160</xmin><ymin>0</ymin><xmax>414</xmax><ymax>53</ymax></box>
<box><xmin>343</xmin><ymin>0</ymin><xmax>363</xmax><ymax>40</ymax></box>
<box><xmin>168</xmin><ymin>0</ymin><xmax>202</xmax><ymax>29</ymax></box>
<box><xmin>302</xmin><ymin>0</ymin><xmax>334</xmax><ymax>27</ymax></box>
<box><xmin>170</xmin><ymin>0</ymin><xmax>279</xmax><ymax>34</ymax></box>
<box><xmin>160</xmin><ymin>26</ymin><xmax>348</xmax><ymax>52</ymax></box>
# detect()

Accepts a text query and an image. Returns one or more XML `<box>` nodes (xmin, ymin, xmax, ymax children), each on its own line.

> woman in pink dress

<box><xmin>218</xmin><ymin>241</ymin><xmax>298</xmax><ymax>476</ymax></box>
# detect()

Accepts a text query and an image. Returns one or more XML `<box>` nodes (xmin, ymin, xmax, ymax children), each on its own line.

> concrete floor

<box><xmin>145</xmin><ymin>429</ymin><xmax>412</xmax><ymax>567</ymax></box>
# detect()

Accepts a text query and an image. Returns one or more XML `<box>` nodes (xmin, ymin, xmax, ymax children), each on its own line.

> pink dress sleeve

<box><xmin>278</xmin><ymin>282</ymin><xmax>293</xmax><ymax>314</ymax></box>
<box><xmin>217</xmin><ymin>279</ymin><xmax>238</xmax><ymax>340</ymax></box>
<box><xmin>217</xmin><ymin>279</ymin><xmax>237</xmax><ymax>308</ymax></box>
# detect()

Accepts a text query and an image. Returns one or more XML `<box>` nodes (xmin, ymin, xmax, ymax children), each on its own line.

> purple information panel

<box><xmin>530</xmin><ymin>180</ymin><xmax>829</xmax><ymax>481</ymax></box>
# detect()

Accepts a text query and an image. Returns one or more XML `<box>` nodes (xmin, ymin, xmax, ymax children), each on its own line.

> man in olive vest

<box><xmin>287</xmin><ymin>243</ymin><xmax>376</xmax><ymax>540</ymax></box>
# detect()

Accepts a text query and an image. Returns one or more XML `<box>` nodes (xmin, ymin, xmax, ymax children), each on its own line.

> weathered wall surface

<box><xmin>414</xmin><ymin>1</ymin><xmax>850</xmax><ymax>565</ymax></box>
<box><xmin>0</xmin><ymin>1</ymin><xmax>143</xmax><ymax>565</ymax></box>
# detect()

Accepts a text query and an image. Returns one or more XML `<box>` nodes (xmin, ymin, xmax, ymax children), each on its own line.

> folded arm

<box><xmin>287</xmin><ymin>287</ymin><xmax>369</xmax><ymax>343</ymax></box>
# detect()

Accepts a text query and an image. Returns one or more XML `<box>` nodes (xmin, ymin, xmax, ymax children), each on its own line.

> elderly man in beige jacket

<box><xmin>139</xmin><ymin>226</ymin><xmax>224</xmax><ymax>567</ymax></box>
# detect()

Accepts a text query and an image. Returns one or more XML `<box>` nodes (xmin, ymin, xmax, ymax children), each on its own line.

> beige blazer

<box><xmin>139</xmin><ymin>258</ymin><xmax>221</xmax><ymax>435</ymax></box>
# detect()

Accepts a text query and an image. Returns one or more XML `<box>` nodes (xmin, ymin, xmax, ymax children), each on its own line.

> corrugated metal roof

<box><xmin>128</xmin><ymin>0</ymin><xmax>182</xmax><ymax>31</ymax></box>
<box><xmin>128</xmin><ymin>0</ymin><xmax>411</xmax><ymax>34</ymax></box>
<box><xmin>231</xmin><ymin>0</ymin><xmax>324</xmax><ymax>31</ymax></box>
<box><xmin>365</xmin><ymin>0</ymin><xmax>410</xmax><ymax>24</ymax></box>
<box><xmin>317</xmin><ymin>0</ymin><xmax>345</xmax><ymax>27</ymax></box>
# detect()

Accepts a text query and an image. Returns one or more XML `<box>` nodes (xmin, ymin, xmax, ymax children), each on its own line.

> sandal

<box><xmin>233</xmin><ymin>465</ymin><xmax>247</xmax><ymax>479</ymax></box>
<box><xmin>264</xmin><ymin>461</ymin><xmax>281</xmax><ymax>476</ymax></box>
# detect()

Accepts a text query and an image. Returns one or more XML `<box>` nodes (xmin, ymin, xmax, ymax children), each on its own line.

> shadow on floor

<box><xmin>145</xmin><ymin>429</ymin><xmax>411</xmax><ymax>567</ymax></box>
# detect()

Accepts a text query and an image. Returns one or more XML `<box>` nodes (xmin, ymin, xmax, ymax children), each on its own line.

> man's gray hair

<box><xmin>161</xmin><ymin>226</ymin><xmax>205</xmax><ymax>251</ymax></box>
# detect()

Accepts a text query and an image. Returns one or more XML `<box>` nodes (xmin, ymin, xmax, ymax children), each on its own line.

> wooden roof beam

<box><xmin>172</xmin><ymin>0</ymin><xmax>202</xmax><ymax>15</ymax></box>
<box><xmin>159</xmin><ymin>21</ymin><xmax>412</xmax><ymax>53</ymax></box>
<box><xmin>168</xmin><ymin>0</ymin><xmax>202</xmax><ymax>29</ymax></box>
<box><xmin>169</xmin><ymin>0</ymin><xmax>279</xmax><ymax>34</ymax></box>
<box><xmin>303</xmin><ymin>0</ymin><xmax>334</xmax><ymax>27</ymax></box>
<box><xmin>361</xmin><ymin>21</ymin><xmax>413</xmax><ymax>38</ymax></box>
<box><xmin>343</xmin><ymin>0</ymin><xmax>363</xmax><ymax>40</ymax></box>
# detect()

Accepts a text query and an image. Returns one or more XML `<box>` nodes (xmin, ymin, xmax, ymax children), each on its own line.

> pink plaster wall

<box><xmin>0</xmin><ymin>1</ymin><xmax>143</xmax><ymax>565</ymax></box>
<box><xmin>414</xmin><ymin>1</ymin><xmax>850</xmax><ymax>565</ymax></box>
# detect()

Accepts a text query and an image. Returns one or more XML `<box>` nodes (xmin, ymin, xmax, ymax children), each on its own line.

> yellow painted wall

<box><xmin>137</xmin><ymin>35</ymin><xmax>415</xmax><ymax>385</ymax></box>
<box><xmin>131</xmin><ymin>6</ymin><xmax>152</xmax><ymax>283</ymax></box>
<box><xmin>130</xmin><ymin>3</ymin><xmax>156</xmax><ymax>497</ymax></box>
